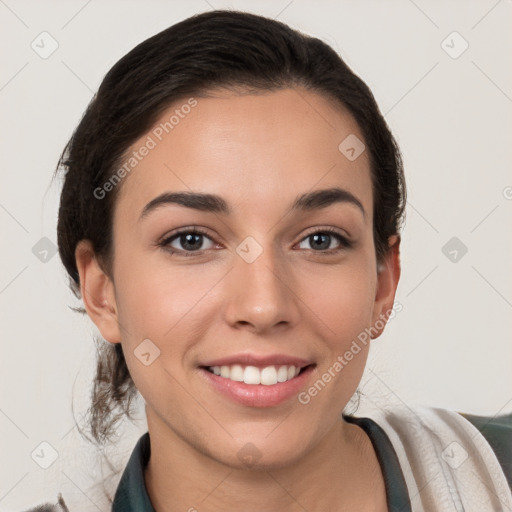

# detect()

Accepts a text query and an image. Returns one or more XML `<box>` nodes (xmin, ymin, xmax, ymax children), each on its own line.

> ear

<box><xmin>370</xmin><ymin>235</ymin><xmax>401</xmax><ymax>340</ymax></box>
<box><xmin>75</xmin><ymin>240</ymin><xmax>121</xmax><ymax>344</ymax></box>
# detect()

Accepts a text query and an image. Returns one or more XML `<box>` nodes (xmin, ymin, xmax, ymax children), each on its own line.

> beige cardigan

<box><xmin>357</xmin><ymin>402</ymin><xmax>512</xmax><ymax>511</ymax></box>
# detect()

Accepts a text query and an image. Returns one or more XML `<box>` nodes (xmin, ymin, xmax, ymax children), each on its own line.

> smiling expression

<box><xmin>79</xmin><ymin>86</ymin><xmax>399</xmax><ymax>469</ymax></box>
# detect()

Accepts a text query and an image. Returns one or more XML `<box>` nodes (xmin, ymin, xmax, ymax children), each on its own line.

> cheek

<box><xmin>113</xmin><ymin>248</ymin><xmax>220</xmax><ymax>352</ymax></box>
<box><xmin>111</xmin><ymin>253</ymin><xmax>204</xmax><ymax>411</ymax></box>
<box><xmin>308</xmin><ymin>268</ymin><xmax>376</xmax><ymax>387</ymax></box>
<box><xmin>303</xmin><ymin>258</ymin><xmax>377</xmax><ymax>340</ymax></box>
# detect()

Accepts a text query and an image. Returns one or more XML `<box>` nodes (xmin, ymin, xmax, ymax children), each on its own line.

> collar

<box><xmin>112</xmin><ymin>432</ymin><xmax>155</xmax><ymax>511</ymax></box>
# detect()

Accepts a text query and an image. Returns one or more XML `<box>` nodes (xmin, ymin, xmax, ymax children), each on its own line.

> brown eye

<box><xmin>160</xmin><ymin>229</ymin><xmax>216</xmax><ymax>256</ymax></box>
<box><xmin>298</xmin><ymin>229</ymin><xmax>352</xmax><ymax>253</ymax></box>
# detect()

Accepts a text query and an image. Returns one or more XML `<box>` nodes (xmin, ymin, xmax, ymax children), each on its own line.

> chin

<box><xmin>207</xmin><ymin>436</ymin><xmax>311</xmax><ymax>472</ymax></box>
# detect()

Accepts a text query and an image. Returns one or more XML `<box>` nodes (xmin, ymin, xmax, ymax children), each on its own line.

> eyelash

<box><xmin>158</xmin><ymin>226</ymin><xmax>352</xmax><ymax>257</ymax></box>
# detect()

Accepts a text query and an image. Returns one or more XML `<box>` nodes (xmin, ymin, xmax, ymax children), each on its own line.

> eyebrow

<box><xmin>139</xmin><ymin>187</ymin><xmax>365</xmax><ymax>221</ymax></box>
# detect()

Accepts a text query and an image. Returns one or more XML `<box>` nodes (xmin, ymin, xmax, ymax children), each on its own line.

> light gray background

<box><xmin>1</xmin><ymin>0</ymin><xmax>511</xmax><ymax>510</ymax></box>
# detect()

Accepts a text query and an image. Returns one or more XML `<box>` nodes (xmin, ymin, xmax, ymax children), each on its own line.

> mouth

<box><xmin>201</xmin><ymin>363</ymin><xmax>314</xmax><ymax>386</ymax></box>
<box><xmin>198</xmin><ymin>361</ymin><xmax>316</xmax><ymax>408</ymax></box>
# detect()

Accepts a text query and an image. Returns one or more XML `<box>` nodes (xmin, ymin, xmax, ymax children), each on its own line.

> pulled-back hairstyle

<box><xmin>55</xmin><ymin>10</ymin><xmax>406</xmax><ymax>453</ymax></box>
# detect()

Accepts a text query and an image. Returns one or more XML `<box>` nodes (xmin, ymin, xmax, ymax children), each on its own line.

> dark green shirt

<box><xmin>111</xmin><ymin>412</ymin><xmax>512</xmax><ymax>511</ymax></box>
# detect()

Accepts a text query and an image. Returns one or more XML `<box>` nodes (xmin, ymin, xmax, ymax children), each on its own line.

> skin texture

<box><xmin>75</xmin><ymin>87</ymin><xmax>401</xmax><ymax>511</ymax></box>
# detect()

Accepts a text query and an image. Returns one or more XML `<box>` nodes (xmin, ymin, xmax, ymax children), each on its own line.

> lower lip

<box><xmin>199</xmin><ymin>365</ymin><xmax>315</xmax><ymax>408</ymax></box>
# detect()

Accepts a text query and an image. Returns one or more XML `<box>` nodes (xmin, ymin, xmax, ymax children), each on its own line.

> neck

<box><xmin>144</xmin><ymin>410</ymin><xmax>387</xmax><ymax>512</ymax></box>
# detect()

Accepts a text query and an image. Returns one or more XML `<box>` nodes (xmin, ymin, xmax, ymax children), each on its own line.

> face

<box><xmin>77</xmin><ymin>87</ymin><xmax>399</xmax><ymax>469</ymax></box>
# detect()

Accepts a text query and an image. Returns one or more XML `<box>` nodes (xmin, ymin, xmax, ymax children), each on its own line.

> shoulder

<box><xmin>457</xmin><ymin>410</ymin><xmax>512</xmax><ymax>489</ymax></box>
<box><xmin>354</xmin><ymin>401</ymin><xmax>512</xmax><ymax>498</ymax></box>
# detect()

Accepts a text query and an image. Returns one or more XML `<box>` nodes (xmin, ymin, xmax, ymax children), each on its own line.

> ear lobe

<box><xmin>371</xmin><ymin>235</ymin><xmax>401</xmax><ymax>339</ymax></box>
<box><xmin>74</xmin><ymin>240</ymin><xmax>121</xmax><ymax>344</ymax></box>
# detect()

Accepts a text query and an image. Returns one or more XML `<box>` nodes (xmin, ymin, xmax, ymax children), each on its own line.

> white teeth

<box><xmin>244</xmin><ymin>366</ymin><xmax>261</xmax><ymax>385</ymax></box>
<box><xmin>230</xmin><ymin>364</ymin><xmax>244</xmax><ymax>382</ymax></box>
<box><xmin>260</xmin><ymin>366</ymin><xmax>277</xmax><ymax>386</ymax></box>
<box><xmin>277</xmin><ymin>365</ymin><xmax>288</xmax><ymax>382</ymax></box>
<box><xmin>209</xmin><ymin>364</ymin><xmax>302</xmax><ymax>385</ymax></box>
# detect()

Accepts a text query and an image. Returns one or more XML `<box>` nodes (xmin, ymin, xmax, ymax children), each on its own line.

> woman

<box><xmin>27</xmin><ymin>9</ymin><xmax>511</xmax><ymax>512</ymax></box>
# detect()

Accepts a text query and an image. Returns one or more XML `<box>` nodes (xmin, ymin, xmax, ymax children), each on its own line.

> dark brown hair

<box><xmin>55</xmin><ymin>9</ymin><xmax>406</xmax><ymax>450</ymax></box>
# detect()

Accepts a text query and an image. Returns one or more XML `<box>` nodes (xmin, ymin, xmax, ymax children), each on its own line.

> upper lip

<box><xmin>200</xmin><ymin>353</ymin><xmax>313</xmax><ymax>369</ymax></box>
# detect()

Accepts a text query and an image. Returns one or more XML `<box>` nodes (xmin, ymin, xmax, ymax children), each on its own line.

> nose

<box><xmin>223</xmin><ymin>243</ymin><xmax>301</xmax><ymax>334</ymax></box>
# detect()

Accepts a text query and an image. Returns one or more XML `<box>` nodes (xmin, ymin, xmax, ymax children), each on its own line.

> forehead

<box><xmin>114</xmin><ymin>87</ymin><xmax>372</xmax><ymax>221</ymax></box>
